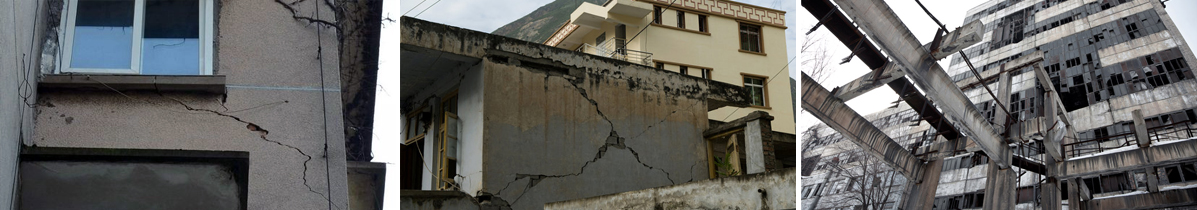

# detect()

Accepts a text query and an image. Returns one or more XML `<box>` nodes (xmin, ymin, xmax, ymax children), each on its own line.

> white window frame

<box><xmin>59</xmin><ymin>0</ymin><xmax>215</xmax><ymax>75</ymax></box>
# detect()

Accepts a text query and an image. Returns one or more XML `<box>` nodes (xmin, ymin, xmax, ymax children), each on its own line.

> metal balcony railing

<box><xmin>577</xmin><ymin>38</ymin><xmax>653</xmax><ymax>66</ymax></box>
<box><xmin>1062</xmin><ymin>120</ymin><xmax>1196</xmax><ymax>159</ymax></box>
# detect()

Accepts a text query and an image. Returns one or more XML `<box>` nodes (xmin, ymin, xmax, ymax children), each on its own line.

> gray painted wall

<box><xmin>28</xmin><ymin>0</ymin><xmax>349</xmax><ymax>209</ymax></box>
<box><xmin>480</xmin><ymin>57</ymin><xmax>713</xmax><ymax>209</ymax></box>
<box><xmin>0</xmin><ymin>0</ymin><xmax>45</xmax><ymax>209</ymax></box>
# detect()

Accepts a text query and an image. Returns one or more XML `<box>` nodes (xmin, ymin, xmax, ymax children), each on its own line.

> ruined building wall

<box><xmin>481</xmin><ymin>52</ymin><xmax>715</xmax><ymax>210</ymax></box>
<box><xmin>30</xmin><ymin>0</ymin><xmax>349</xmax><ymax>209</ymax></box>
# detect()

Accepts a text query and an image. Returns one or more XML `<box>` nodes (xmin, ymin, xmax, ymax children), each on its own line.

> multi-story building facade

<box><xmin>0</xmin><ymin>0</ymin><xmax>386</xmax><ymax>209</ymax></box>
<box><xmin>802</xmin><ymin>0</ymin><xmax>1197</xmax><ymax>209</ymax></box>
<box><xmin>543</xmin><ymin>0</ymin><xmax>796</xmax><ymax>137</ymax></box>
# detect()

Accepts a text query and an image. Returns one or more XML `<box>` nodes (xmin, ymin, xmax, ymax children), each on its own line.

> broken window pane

<box><xmin>142</xmin><ymin>0</ymin><xmax>200</xmax><ymax>75</ymax></box>
<box><xmin>71</xmin><ymin>0</ymin><xmax>135</xmax><ymax>69</ymax></box>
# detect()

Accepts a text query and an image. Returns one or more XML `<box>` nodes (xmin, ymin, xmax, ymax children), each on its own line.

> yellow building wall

<box><xmin>642</xmin><ymin>7</ymin><xmax>794</xmax><ymax>134</ymax></box>
<box><xmin>560</xmin><ymin>4</ymin><xmax>794</xmax><ymax>135</ymax></box>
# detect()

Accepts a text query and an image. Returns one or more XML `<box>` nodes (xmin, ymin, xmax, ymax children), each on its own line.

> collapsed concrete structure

<box><xmin>397</xmin><ymin>16</ymin><xmax>796</xmax><ymax>209</ymax></box>
<box><xmin>801</xmin><ymin>0</ymin><xmax>1197</xmax><ymax>209</ymax></box>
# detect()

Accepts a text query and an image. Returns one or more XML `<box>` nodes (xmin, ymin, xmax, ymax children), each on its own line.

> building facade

<box><xmin>543</xmin><ymin>0</ymin><xmax>796</xmax><ymax>137</ymax></box>
<box><xmin>0</xmin><ymin>0</ymin><xmax>385</xmax><ymax>209</ymax></box>
<box><xmin>802</xmin><ymin>0</ymin><xmax>1197</xmax><ymax>209</ymax></box>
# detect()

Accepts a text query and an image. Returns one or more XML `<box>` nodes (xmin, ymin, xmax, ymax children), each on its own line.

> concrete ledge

<box><xmin>39</xmin><ymin>74</ymin><xmax>226</xmax><ymax>94</ymax></box>
<box><xmin>703</xmin><ymin>111</ymin><xmax>772</xmax><ymax>137</ymax></box>
<box><xmin>1088</xmin><ymin>188</ymin><xmax>1197</xmax><ymax>209</ymax></box>
<box><xmin>1062</xmin><ymin>139</ymin><xmax>1197</xmax><ymax>178</ymax></box>
<box><xmin>544</xmin><ymin>169</ymin><xmax>795</xmax><ymax>210</ymax></box>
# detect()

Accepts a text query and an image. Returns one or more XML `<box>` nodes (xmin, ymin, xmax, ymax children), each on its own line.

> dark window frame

<box><xmin>738</xmin><ymin>22</ymin><xmax>763</xmax><ymax>53</ymax></box>
<box><xmin>677</xmin><ymin>10</ymin><xmax>685</xmax><ymax>29</ymax></box>
<box><xmin>20</xmin><ymin>147</ymin><xmax>250</xmax><ymax>210</ymax></box>
<box><xmin>653</xmin><ymin>6</ymin><xmax>662</xmax><ymax>24</ymax></box>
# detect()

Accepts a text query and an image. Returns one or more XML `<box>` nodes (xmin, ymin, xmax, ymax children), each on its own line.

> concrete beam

<box><xmin>1087</xmin><ymin>188</ymin><xmax>1197</xmax><ymax>209</ymax></box>
<box><xmin>832</xmin><ymin>0</ymin><xmax>1011</xmax><ymax>169</ymax></box>
<box><xmin>831</xmin><ymin>63</ymin><xmax>905</xmax><ymax>101</ymax></box>
<box><xmin>929</xmin><ymin>20</ymin><xmax>984</xmax><ymax>60</ymax></box>
<box><xmin>801</xmin><ymin>72</ymin><xmax>924</xmax><ymax>179</ymax></box>
<box><xmin>1061</xmin><ymin>139</ymin><xmax>1197</xmax><ymax>178</ymax></box>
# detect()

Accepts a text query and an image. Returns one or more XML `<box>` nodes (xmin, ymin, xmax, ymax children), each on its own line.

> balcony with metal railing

<box><xmin>576</xmin><ymin>38</ymin><xmax>653</xmax><ymax>66</ymax></box>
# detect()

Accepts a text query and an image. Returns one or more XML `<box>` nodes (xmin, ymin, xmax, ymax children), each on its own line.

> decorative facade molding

<box><xmin>640</xmin><ymin>0</ymin><xmax>786</xmax><ymax>28</ymax></box>
<box><xmin>545</xmin><ymin>21</ymin><xmax>580</xmax><ymax>47</ymax></box>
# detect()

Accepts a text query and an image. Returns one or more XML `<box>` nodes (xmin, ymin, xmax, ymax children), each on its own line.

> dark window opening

<box><xmin>677</xmin><ymin>10</ymin><xmax>685</xmax><ymax>28</ymax></box>
<box><xmin>653</xmin><ymin>6</ymin><xmax>662</xmax><ymax>24</ymax></box>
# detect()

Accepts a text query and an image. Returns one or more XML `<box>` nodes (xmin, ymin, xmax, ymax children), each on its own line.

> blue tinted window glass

<box><xmin>142</xmin><ymin>0</ymin><xmax>200</xmax><ymax>75</ymax></box>
<box><xmin>70</xmin><ymin>0</ymin><xmax>135</xmax><ymax>69</ymax></box>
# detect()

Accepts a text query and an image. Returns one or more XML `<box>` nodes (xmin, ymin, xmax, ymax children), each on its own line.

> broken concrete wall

<box><xmin>0</xmin><ymin>0</ymin><xmax>45</xmax><ymax>209</ymax></box>
<box><xmin>31</xmin><ymin>0</ymin><xmax>349</xmax><ymax>209</ymax></box>
<box><xmin>544</xmin><ymin>169</ymin><xmax>796</xmax><ymax>210</ymax></box>
<box><xmin>481</xmin><ymin>51</ymin><xmax>712</xmax><ymax>209</ymax></box>
<box><xmin>400</xmin><ymin>16</ymin><xmax>751</xmax><ymax>210</ymax></box>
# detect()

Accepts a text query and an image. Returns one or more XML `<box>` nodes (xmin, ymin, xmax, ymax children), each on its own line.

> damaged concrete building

<box><xmin>801</xmin><ymin>0</ymin><xmax>1197</xmax><ymax>209</ymax></box>
<box><xmin>0</xmin><ymin>0</ymin><xmax>386</xmax><ymax>209</ymax></box>
<box><xmin>397</xmin><ymin>16</ymin><xmax>796</xmax><ymax>209</ymax></box>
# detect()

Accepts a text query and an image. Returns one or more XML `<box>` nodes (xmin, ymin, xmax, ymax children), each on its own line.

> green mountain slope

<box><xmin>492</xmin><ymin>0</ymin><xmax>605</xmax><ymax>43</ymax></box>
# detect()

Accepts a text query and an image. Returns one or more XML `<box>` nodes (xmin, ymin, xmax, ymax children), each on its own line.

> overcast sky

<box><xmin>796</xmin><ymin>0</ymin><xmax>1197</xmax><ymax>132</ymax></box>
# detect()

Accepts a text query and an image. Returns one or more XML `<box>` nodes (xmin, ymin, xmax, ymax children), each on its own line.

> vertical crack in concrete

<box><xmin>163</xmin><ymin>98</ymin><xmax>333</xmax><ymax>205</ymax></box>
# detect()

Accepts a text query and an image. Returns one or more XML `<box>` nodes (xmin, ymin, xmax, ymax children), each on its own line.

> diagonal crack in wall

<box><xmin>487</xmin><ymin>74</ymin><xmax>686</xmax><ymax>207</ymax></box>
<box><xmin>163</xmin><ymin>97</ymin><xmax>335</xmax><ymax>206</ymax></box>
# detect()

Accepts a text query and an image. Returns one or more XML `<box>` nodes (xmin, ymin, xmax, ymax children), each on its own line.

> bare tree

<box><xmin>801</xmin><ymin>28</ymin><xmax>835</xmax><ymax>85</ymax></box>
<box><xmin>810</xmin><ymin>142</ymin><xmax>906</xmax><ymax>210</ymax></box>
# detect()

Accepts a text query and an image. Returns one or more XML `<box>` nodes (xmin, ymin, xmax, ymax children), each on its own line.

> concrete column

<box><xmin>983</xmin><ymin>161</ymin><xmax>1017</xmax><ymax>210</ymax></box>
<box><xmin>745</xmin><ymin>119</ymin><xmax>765</xmax><ymax>174</ymax></box>
<box><xmin>1146</xmin><ymin>166</ymin><xmax>1160</xmax><ymax>192</ymax></box>
<box><xmin>995</xmin><ymin>72</ymin><xmax>1011</xmax><ymax>132</ymax></box>
<box><xmin>1044</xmin><ymin>92</ymin><xmax>1063</xmax><ymax>161</ymax></box>
<box><xmin>1134</xmin><ymin>110</ymin><xmax>1151</xmax><ymax>148</ymax></box>
<box><xmin>1040</xmin><ymin>155</ymin><xmax>1061</xmax><ymax>210</ymax></box>
<box><xmin>1066</xmin><ymin>179</ymin><xmax>1082</xmax><ymax>210</ymax></box>
<box><xmin>904</xmin><ymin>138</ymin><xmax>959</xmax><ymax>210</ymax></box>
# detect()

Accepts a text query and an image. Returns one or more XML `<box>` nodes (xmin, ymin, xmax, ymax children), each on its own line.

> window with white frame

<box><xmin>61</xmin><ymin>0</ymin><xmax>215</xmax><ymax>75</ymax></box>
<box><xmin>743</xmin><ymin>75</ymin><xmax>766</xmax><ymax>106</ymax></box>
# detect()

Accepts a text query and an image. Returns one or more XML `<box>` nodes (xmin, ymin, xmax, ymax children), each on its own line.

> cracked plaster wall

<box><xmin>30</xmin><ymin>0</ymin><xmax>349</xmax><ymax>209</ymax></box>
<box><xmin>481</xmin><ymin>55</ymin><xmax>712</xmax><ymax>209</ymax></box>
<box><xmin>400</xmin><ymin>17</ymin><xmax>750</xmax><ymax>210</ymax></box>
